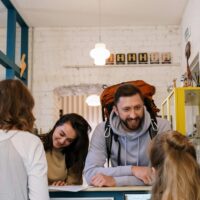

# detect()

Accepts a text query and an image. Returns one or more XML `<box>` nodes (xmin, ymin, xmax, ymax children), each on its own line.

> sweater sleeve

<box><xmin>114</xmin><ymin>176</ymin><xmax>144</xmax><ymax>186</ymax></box>
<box><xmin>84</xmin><ymin>123</ymin><xmax>138</xmax><ymax>185</ymax></box>
<box><xmin>27</xmin><ymin>137</ymin><xmax>49</xmax><ymax>200</ymax></box>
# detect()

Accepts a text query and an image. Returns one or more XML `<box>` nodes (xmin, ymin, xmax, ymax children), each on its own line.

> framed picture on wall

<box><xmin>106</xmin><ymin>54</ymin><xmax>115</xmax><ymax>65</ymax></box>
<box><xmin>138</xmin><ymin>53</ymin><xmax>148</xmax><ymax>64</ymax></box>
<box><xmin>161</xmin><ymin>52</ymin><xmax>171</xmax><ymax>64</ymax></box>
<box><xmin>127</xmin><ymin>53</ymin><xmax>137</xmax><ymax>64</ymax></box>
<box><xmin>150</xmin><ymin>52</ymin><xmax>160</xmax><ymax>64</ymax></box>
<box><xmin>116</xmin><ymin>54</ymin><xmax>126</xmax><ymax>64</ymax></box>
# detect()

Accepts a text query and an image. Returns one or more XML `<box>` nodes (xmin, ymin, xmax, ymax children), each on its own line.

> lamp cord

<box><xmin>98</xmin><ymin>0</ymin><xmax>102</xmax><ymax>42</ymax></box>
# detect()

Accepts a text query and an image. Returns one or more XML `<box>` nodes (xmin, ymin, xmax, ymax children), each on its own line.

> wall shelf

<box><xmin>63</xmin><ymin>63</ymin><xmax>180</xmax><ymax>69</ymax></box>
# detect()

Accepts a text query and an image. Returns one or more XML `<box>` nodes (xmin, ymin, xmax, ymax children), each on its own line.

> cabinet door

<box><xmin>125</xmin><ymin>194</ymin><xmax>151</xmax><ymax>200</ymax></box>
<box><xmin>51</xmin><ymin>198</ymin><xmax>114</xmax><ymax>200</ymax></box>
<box><xmin>185</xmin><ymin>89</ymin><xmax>200</xmax><ymax>135</ymax></box>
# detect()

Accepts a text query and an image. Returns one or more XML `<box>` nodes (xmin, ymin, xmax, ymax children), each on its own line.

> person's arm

<box><xmin>91</xmin><ymin>165</ymin><xmax>154</xmax><ymax>187</ymax></box>
<box><xmin>27</xmin><ymin>138</ymin><xmax>49</xmax><ymax>200</ymax></box>
<box><xmin>131</xmin><ymin>166</ymin><xmax>155</xmax><ymax>185</ymax></box>
<box><xmin>114</xmin><ymin>175</ymin><xmax>144</xmax><ymax>186</ymax></box>
<box><xmin>84</xmin><ymin>123</ymin><xmax>142</xmax><ymax>186</ymax></box>
<box><xmin>91</xmin><ymin>173</ymin><xmax>144</xmax><ymax>187</ymax></box>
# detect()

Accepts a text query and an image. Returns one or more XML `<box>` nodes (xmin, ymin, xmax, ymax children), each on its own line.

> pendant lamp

<box><xmin>85</xmin><ymin>94</ymin><xmax>100</xmax><ymax>106</ymax></box>
<box><xmin>90</xmin><ymin>0</ymin><xmax>110</xmax><ymax>66</ymax></box>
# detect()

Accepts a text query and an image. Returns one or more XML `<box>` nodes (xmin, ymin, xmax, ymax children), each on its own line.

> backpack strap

<box><xmin>105</xmin><ymin>117</ymin><xmax>158</xmax><ymax>167</ymax></box>
<box><xmin>148</xmin><ymin>117</ymin><xmax>158</xmax><ymax>139</ymax></box>
<box><xmin>105</xmin><ymin>120</ymin><xmax>122</xmax><ymax>166</ymax></box>
<box><xmin>104</xmin><ymin>120</ymin><xmax>113</xmax><ymax>167</ymax></box>
<box><xmin>113</xmin><ymin>134</ymin><xmax>121</xmax><ymax>166</ymax></box>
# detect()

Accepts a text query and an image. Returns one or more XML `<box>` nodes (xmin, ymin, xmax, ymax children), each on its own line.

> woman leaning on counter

<box><xmin>41</xmin><ymin>113</ymin><xmax>91</xmax><ymax>186</ymax></box>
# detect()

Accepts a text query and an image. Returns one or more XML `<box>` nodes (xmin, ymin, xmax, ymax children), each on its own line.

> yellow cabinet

<box><xmin>161</xmin><ymin>87</ymin><xmax>200</xmax><ymax>135</ymax></box>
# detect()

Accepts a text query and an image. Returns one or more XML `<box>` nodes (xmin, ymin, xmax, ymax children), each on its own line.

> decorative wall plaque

<box><xmin>150</xmin><ymin>52</ymin><xmax>159</xmax><ymax>64</ymax></box>
<box><xmin>138</xmin><ymin>53</ymin><xmax>148</xmax><ymax>64</ymax></box>
<box><xmin>104</xmin><ymin>52</ymin><xmax>172</xmax><ymax>65</ymax></box>
<box><xmin>161</xmin><ymin>52</ymin><xmax>171</xmax><ymax>64</ymax></box>
<box><xmin>116</xmin><ymin>54</ymin><xmax>125</xmax><ymax>64</ymax></box>
<box><xmin>127</xmin><ymin>53</ymin><xmax>137</xmax><ymax>64</ymax></box>
<box><xmin>106</xmin><ymin>54</ymin><xmax>115</xmax><ymax>65</ymax></box>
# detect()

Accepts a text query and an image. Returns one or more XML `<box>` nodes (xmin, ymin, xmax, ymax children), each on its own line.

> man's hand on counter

<box><xmin>131</xmin><ymin>166</ymin><xmax>155</xmax><ymax>185</ymax></box>
<box><xmin>91</xmin><ymin>173</ymin><xmax>116</xmax><ymax>187</ymax></box>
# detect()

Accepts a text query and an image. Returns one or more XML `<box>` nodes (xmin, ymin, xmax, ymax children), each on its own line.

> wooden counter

<box><xmin>50</xmin><ymin>186</ymin><xmax>151</xmax><ymax>200</ymax></box>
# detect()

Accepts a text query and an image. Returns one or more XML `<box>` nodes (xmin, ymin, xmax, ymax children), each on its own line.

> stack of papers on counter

<box><xmin>49</xmin><ymin>185</ymin><xmax>91</xmax><ymax>192</ymax></box>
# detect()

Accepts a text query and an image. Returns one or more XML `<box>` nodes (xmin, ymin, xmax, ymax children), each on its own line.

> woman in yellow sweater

<box><xmin>42</xmin><ymin>113</ymin><xmax>91</xmax><ymax>186</ymax></box>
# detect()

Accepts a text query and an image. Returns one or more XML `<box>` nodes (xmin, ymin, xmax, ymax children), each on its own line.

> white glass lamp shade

<box><xmin>90</xmin><ymin>43</ymin><xmax>110</xmax><ymax>66</ymax></box>
<box><xmin>85</xmin><ymin>94</ymin><xmax>100</xmax><ymax>106</ymax></box>
<box><xmin>94</xmin><ymin>57</ymin><xmax>106</xmax><ymax>65</ymax></box>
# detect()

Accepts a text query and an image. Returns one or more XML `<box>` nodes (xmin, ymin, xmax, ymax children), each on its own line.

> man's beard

<box><xmin>121</xmin><ymin>116</ymin><xmax>143</xmax><ymax>131</ymax></box>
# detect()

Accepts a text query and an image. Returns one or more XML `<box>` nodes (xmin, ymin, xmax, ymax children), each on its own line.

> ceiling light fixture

<box><xmin>85</xmin><ymin>94</ymin><xmax>101</xmax><ymax>106</ymax></box>
<box><xmin>90</xmin><ymin>0</ymin><xmax>110</xmax><ymax>66</ymax></box>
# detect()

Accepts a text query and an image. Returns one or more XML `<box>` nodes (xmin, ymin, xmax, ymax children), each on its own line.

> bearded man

<box><xmin>84</xmin><ymin>84</ymin><xmax>170</xmax><ymax>187</ymax></box>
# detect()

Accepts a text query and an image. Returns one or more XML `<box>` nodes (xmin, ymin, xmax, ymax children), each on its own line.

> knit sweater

<box><xmin>46</xmin><ymin>148</ymin><xmax>83</xmax><ymax>185</ymax></box>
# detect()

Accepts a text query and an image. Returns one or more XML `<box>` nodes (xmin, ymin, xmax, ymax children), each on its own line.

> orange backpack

<box><xmin>100</xmin><ymin>80</ymin><xmax>160</xmax><ymax>121</ymax></box>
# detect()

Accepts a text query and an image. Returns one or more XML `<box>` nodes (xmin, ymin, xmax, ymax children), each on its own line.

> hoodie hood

<box><xmin>109</xmin><ymin>106</ymin><xmax>151</xmax><ymax>139</ymax></box>
<box><xmin>0</xmin><ymin>130</ymin><xmax>19</xmax><ymax>142</ymax></box>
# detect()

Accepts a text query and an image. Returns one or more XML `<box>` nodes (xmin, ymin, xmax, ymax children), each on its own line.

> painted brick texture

<box><xmin>31</xmin><ymin>26</ymin><xmax>182</xmax><ymax>132</ymax></box>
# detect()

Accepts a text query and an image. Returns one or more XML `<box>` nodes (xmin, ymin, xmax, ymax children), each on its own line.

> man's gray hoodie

<box><xmin>84</xmin><ymin>107</ymin><xmax>171</xmax><ymax>186</ymax></box>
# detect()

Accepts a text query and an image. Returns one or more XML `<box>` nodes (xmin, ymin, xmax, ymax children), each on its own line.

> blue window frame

<box><xmin>0</xmin><ymin>0</ymin><xmax>29</xmax><ymax>84</ymax></box>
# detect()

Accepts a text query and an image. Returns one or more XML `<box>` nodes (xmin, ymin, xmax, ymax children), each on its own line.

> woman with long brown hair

<box><xmin>149</xmin><ymin>130</ymin><xmax>200</xmax><ymax>200</ymax></box>
<box><xmin>42</xmin><ymin>113</ymin><xmax>91</xmax><ymax>186</ymax></box>
<box><xmin>0</xmin><ymin>79</ymin><xmax>49</xmax><ymax>200</ymax></box>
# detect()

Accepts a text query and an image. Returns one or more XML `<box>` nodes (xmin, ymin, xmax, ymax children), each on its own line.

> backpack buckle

<box><xmin>151</xmin><ymin>119</ymin><xmax>158</xmax><ymax>131</ymax></box>
<box><xmin>104</xmin><ymin>125</ymin><xmax>111</xmax><ymax>138</ymax></box>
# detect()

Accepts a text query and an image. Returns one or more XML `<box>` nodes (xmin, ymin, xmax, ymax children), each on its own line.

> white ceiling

<box><xmin>5</xmin><ymin>0</ymin><xmax>189</xmax><ymax>27</ymax></box>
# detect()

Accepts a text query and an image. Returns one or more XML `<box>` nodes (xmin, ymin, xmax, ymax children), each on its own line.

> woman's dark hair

<box><xmin>0</xmin><ymin>79</ymin><xmax>35</xmax><ymax>132</ymax></box>
<box><xmin>43</xmin><ymin>113</ymin><xmax>91</xmax><ymax>171</ymax></box>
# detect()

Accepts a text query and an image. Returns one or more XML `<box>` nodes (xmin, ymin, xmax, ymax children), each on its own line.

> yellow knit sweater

<box><xmin>46</xmin><ymin>148</ymin><xmax>82</xmax><ymax>185</ymax></box>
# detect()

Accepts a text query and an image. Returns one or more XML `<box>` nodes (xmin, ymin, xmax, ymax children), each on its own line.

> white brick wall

<box><xmin>0</xmin><ymin>27</ymin><xmax>22</xmax><ymax>80</ymax></box>
<box><xmin>0</xmin><ymin>28</ymin><xmax>6</xmax><ymax>55</ymax></box>
<box><xmin>1</xmin><ymin>2</ymin><xmax>200</xmax><ymax>133</ymax></box>
<box><xmin>0</xmin><ymin>28</ymin><xmax>7</xmax><ymax>80</ymax></box>
<box><xmin>30</xmin><ymin>26</ymin><xmax>182</xmax><ymax>132</ymax></box>
<box><xmin>0</xmin><ymin>65</ymin><xmax>6</xmax><ymax>80</ymax></box>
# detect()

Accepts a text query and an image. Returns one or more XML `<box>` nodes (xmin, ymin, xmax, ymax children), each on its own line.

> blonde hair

<box><xmin>149</xmin><ymin>131</ymin><xmax>200</xmax><ymax>200</ymax></box>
